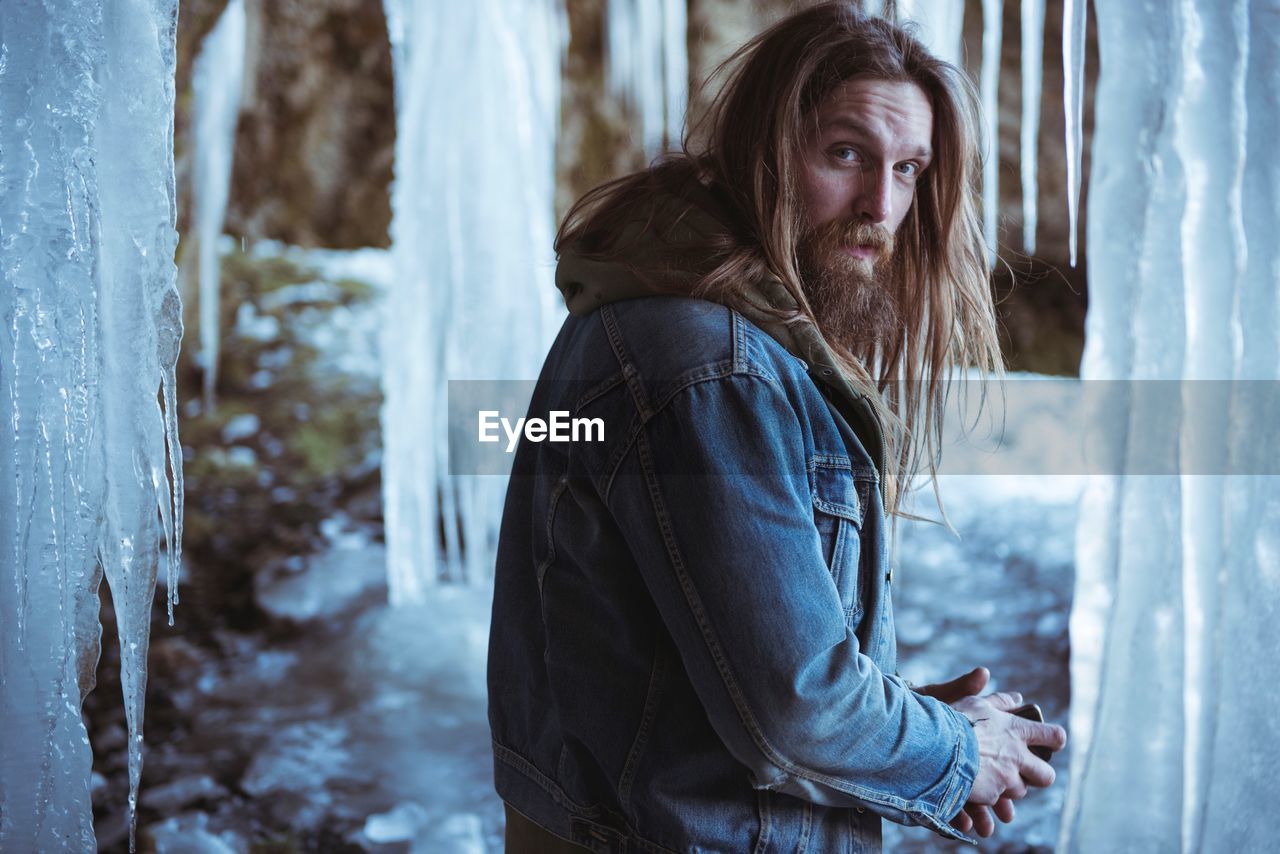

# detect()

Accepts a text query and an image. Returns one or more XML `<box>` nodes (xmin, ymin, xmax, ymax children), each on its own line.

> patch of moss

<box><xmin>176</xmin><ymin>248</ymin><xmax>382</xmax><ymax>635</ymax></box>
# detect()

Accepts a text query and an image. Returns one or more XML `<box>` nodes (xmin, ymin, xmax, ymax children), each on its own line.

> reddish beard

<box><xmin>796</xmin><ymin>218</ymin><xmax>900</xmax><ymax>352</ymax></box>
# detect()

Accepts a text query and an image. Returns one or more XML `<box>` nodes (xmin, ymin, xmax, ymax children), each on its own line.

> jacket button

<box><xmin>857</xmin><ymin>806</ymin><xmax>866</xmax><ymax>814</ymax></box>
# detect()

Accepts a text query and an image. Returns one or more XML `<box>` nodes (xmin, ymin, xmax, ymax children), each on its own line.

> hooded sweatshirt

<box><xmin>552</xmin><ymin>176</ymin><xmax>889</xmax><ymax>492</ymax></box>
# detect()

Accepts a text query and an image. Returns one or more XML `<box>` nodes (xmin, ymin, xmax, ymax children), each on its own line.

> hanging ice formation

<box><xmin>898</xmin><ymin>0</ymin><xmax>965</xmax><ymax>68</ymax></box>
<box><xmin>0</xmin><ymin>0</ymin><xmax>184</xmax><ymax>850</ymax></box>
<box><xmin>191</xmin><ymin>0</ymin><xmax>246</xmax><ymax>412</ymax></box>
<box><xmin>604</xmin><ymin>0</ymin><xmax>688</xmax><ymax>157</ymax></box>
<box><xmin>979</xmin><ymin>0</ymin><xmax>1003</xmax><ymax>267</ymax></box>
<box><xmin>1020</xmin><ymin>0</ymin><xmax>1045</xmax><ymax>254</ymax></box>
<box><xmin>1061</xmin><ymin>0</ymin><xmax>1279</xmax><ymax>851</ymax></box>
<box><xmin>1062</xmin><ymin>0</ymin><xmax>1087</xmax><ymax>266</ymax></box>
<box><xmin>380</xmin><ymin>0</ymin><xmax>565</xmax><ymax>601</ymax></box>
<box><xmin>900</xmin><ymin>0</ymin><xmax>1006</xmax><ymax>267</ymax></box>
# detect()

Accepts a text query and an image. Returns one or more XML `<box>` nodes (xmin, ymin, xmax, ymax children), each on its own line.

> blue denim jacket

<box><xmin>488</xmin><ymin>296</ymin><xmax>979</xmax><ymax>852</ymax></box>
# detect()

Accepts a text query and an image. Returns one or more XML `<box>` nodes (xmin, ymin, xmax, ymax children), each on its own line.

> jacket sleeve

<box><xmin>605</xmin><ymin>371</ymin><xmax>980</xmax><ymax>840</ymax></box>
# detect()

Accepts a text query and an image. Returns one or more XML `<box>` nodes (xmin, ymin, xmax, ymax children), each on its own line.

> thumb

<box><xmin>921</xmin><ymin>667</ymin><xmax>990</xmax><ymax>702</ymax></box>
<box><xmin>956</xmin><ymin>666</ymin><xmax>990</xmax><ymax>696</ymax></box>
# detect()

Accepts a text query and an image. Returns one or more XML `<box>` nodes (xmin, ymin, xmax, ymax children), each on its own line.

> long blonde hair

<box><xmin>557</xmin><ymin>2</ymin><xmax>1002</xmax><ymax>517</ymax></box>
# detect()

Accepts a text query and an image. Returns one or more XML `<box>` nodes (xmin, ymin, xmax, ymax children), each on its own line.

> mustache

<box><xmin>816</xmin><ymin>219</ymin><xmax>893</xmax><ymax>255</ymax></box>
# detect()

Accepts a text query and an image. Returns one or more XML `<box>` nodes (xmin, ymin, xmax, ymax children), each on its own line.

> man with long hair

<box><xmin>488</xmin><ymin>3</ymin><xmax>1066</xmax><ymax>851</ymax></box>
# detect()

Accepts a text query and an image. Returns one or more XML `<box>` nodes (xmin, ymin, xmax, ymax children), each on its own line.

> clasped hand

<box><xmin>915</xmin><ymin>667</ymin><xmax>1067</xmax><ymax>838</ymax></box>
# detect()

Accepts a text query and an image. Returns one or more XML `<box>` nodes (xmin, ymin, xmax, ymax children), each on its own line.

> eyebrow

<box><xmin>823</xmin><ymin>117</ymin><xmax>933</xmax><ymax>160</ymax></box>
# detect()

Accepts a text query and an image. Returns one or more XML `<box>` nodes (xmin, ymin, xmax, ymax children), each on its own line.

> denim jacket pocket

<box><xmin>810</xmin><ymin>459</ymin><xmax>868</xmax><ymax>631</ymax></box>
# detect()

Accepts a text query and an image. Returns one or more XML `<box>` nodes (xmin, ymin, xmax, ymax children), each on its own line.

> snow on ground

<box><xmin>153</xmin><ymin>473</ymin><xmax>1078</xmax><ymax>853</ymax></box>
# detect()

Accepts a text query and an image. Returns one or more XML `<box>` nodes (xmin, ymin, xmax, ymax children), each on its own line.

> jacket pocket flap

<box><xmin>810</xmin><ymin>461</ymin><xmax>863</xmax><ymax>524</ymax></box>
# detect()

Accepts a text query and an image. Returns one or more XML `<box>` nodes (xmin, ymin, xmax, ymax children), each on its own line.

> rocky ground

<box><xmin>86</xmin><ymin>474</ymin><xmax>1077</xmax><ymax>853</ymax></box>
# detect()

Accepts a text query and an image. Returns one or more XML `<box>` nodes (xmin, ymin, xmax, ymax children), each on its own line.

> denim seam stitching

<box><xmin>536</xmin><ymin>474</ymin><xmax>571</xmax><ymax>593</ymax></box>
<box><xmin>617</xmin><ymin>639</ymin><xmax>667</xmax><ymax>814</ymax></box>
<box><xmin>601</xmin><ymin>370</ymin><xmax>784</xmax><ymax>504</ymax></box>
<box><xmin>797</xmin><ymin>799</ymin><xmax>813</xmax><ymax>854</ymax></box>
<box><xmin>600</xmin><ymin>304</ymin><xmax>653</xmax><ymax>420</ymax></box>
<box><xmin>809</xmin><ymin>457</ymin><xmax>865</xmax><ymax>522</ymax></box>
<box><xmin>493</xmin><ymin>740</ymin><xmax>603</xmax><ymax>819</ymax></box>
<box><xmin>577</xmin><ymin>372</ymin><xmax>627</xmax><ymax>411</ymax></box>
<box><xmin>830</xmin><ymin>516</ymin><xmax>864</xmax><ymax>629</ymax></box>
<box><xmin>753</xmin><ymin>789</ymin><xmax>772</xmax><ymax>854</ymax></box>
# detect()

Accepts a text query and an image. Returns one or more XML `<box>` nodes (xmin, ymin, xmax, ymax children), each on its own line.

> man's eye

<box><xmin>896</xmin><ymin>161</ymin><xmax>921</xmax><ymax>177</ymax></box>
<box><xmin>832</xmin><ymin>146</ymin><xmax>859</xmax><ymax>162</ymax></box>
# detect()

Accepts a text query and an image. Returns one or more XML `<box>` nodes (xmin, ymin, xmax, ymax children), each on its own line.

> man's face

<box><xmin>795</xmin><ymin>77</ymin><xmax>934</xmax><ymax>349</ymax></box>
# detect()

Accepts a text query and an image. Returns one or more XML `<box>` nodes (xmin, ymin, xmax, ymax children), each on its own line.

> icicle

<box><xmin>1062</xmin><ymin>0</ymin><xmax>1087</xmax><ymax>267</ymax></box>
<box><xmin>1020</xmin><ymin>0</ymin><xmax>1045</xmax><ymax>255</ymax></box>
<box><xmin>662</xmin><ymin>0</ymin><xmax>688</xmax><ymax>151</ymax></box>
<box><xmin>898</xmin><ymin>0</ymin><xmax>964</xmax><ymax>69</ymax></box>
<box><xmin>0</xmin><ymin>0</ymin><xmax>182</xmax><ymax>849</ymax></box>
<box><xmin>980</xmin><ymin>0</ymin><xmax>1003</xmax><ymax>267</ymax></box>
<box><xmin>191</xmin><ymin>0</ymin><xmax>246</xmax><ymax>414</ymax></box>
<box><xmin>605</xmin><ymin>0</ymin><xmax>687</xmax><ymax>157</ymax></box>
<box><xmin>97</xmin><ymin>0</ymin><xmax>185</xmax><ymax>845</ymax></box>
<box><xmin>381</xmin><ymin>0</ymin><xmax>564</xmax><ymax>600</ymax></box>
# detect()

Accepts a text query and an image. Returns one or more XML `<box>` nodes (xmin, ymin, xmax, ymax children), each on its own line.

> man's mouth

<box><xmin>843</xmin><ymin>244</ymin><xmax>879</xmax><ymax>261</ymax></box>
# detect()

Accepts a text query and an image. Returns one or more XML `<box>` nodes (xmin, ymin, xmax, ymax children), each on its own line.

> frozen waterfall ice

<box><xmin>605</xmin><ymin>0</ymin><xmax>688</xmax><ymax>158</ymax></box>
<box><xmin>1061</xmin><ymin>0</ymin><xmax>1279</xmax><ymax>851</ymax></box>
<box><xmin>191</xmin><ymin>0</ymin><xmax>246</xmax><ymax>412</ymax></box>
<box><xmin>380</xmin><ymin>0</ymin><xmax>565</xmax><ymax>601</ymax></box>
<box><xmin>0</xmin><ymin>0</ymin><xmax>183</xmax><ymax>850</ymax></box>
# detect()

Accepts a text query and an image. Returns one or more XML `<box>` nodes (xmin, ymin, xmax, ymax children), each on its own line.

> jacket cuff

<box><xmin>911</xmin><ymin>704</ymin><xmax>981</xmax><ymax>844</ymax></box>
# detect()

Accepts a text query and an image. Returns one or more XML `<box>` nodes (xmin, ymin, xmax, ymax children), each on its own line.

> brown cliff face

<box><xmin>176</xmin><ymin>0</ymin><xmax>394</xmax><ymax>251</ymax></box>
<box><xmin>175</xmin><ymin>0</ymin><xmax>1095</xmax><ymax>373</ymax></box>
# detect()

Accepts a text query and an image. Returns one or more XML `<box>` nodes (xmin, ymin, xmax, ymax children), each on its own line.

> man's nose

<box><xmin>853</xmin><ymin>168</ymin><xmax>893</xmax><ymax>224</ymax></box>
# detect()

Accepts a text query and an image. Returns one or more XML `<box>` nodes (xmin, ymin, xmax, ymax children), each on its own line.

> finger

<box><xmin>951</xmin><ymin>808</ymin><xmax>973</xmax><ymax>833</ymax></box>
<box><xmin>1019</xmin><ymin>752</ymin><xmax>1056</xmax><ymax>789</ymax></box>
<box><xmin>1023</xmin><ymin>721</ymin><xmax>1068</xmax><ymax>752</ymax></box>
<box><xmin>993</xmin><ymin>797</ymin><xmax>1015</xmax><ymax>823</ymax></box>
<box><xmin>1006</xmin><ymin>781</ymin><xmax>1029</xmax><ymax>800</ymax></box>
<box><xmin>984</xmin><ymin>690</ymin><xmax>1025</xmax><ymax>711</ymax></box>
<box><xmin>966</xmin><ymin>803</ymin><xmax>995</xmax><ymax>838</ymax></box>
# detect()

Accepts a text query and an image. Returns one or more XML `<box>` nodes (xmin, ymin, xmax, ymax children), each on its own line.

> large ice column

<box><xmin>605</xmin><ymin>0</ymin><xmax>688</xmax><ymax>157</ymax></box>
<box><xmin>1062</xmin><ymin>1</ymin><xmax>1278</xmax><ymax>851</ymax></box>
<box><xmin>380</xmin><ymin>0</ymin><xmax>564</xmax><ymax>601</ymax></box>
<box><xmin>191</xmin><ymin>0</ymin><xmax>246</xmax><ymax>412</ymax></box>
<box><xmin>0</xmin><ymin>0</ymin><xmax>183</xmax><ymax>850</ymax></box>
